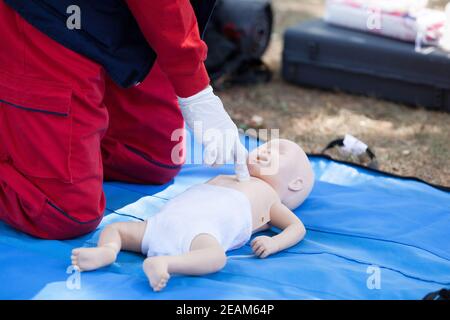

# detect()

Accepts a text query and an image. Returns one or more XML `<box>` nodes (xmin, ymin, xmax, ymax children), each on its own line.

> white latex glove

<box><xmin>178</xmin><ymin>85</ymin><xmax>250</xmax><ymax>181</ymax></box>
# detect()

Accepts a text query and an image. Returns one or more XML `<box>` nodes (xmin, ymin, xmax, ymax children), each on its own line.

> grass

<box><xmin>217</xmin><ymin>0</ymin><xmax>450</xmax><ymax>186</ymax></box>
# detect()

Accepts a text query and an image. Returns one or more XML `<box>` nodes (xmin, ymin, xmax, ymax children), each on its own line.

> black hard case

<box><xmin>282</xmin><ymin>19</ymin><xmax>450</xmax><ymax>112</ymax></box>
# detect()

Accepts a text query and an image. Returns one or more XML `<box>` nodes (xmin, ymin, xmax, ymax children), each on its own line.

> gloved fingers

<box><xmin>234</xmin><ymin>140</ymin><xmax>249</xmax><ymax>164</ymax></box>
<box><xmin>203</xmin><ymin>134</ymin><xmax>250</xmax><ymax>181</ymax></box>
<box><xmin>205</xmin><ymin>128</ymin><xmax>239</xmax><ymax>167</ymax></box>
<box><xmin>217</xmin><ymin>130</ymin><xmax>244</xmax><ymax>167</ymax></box>
<box><xmin>203</xmin><ymin>141</ymin><xmax>218</xmax><ymax>166</ymax></box>
<box><xmin>222</xmin><ymin>135</ymin><xmax>237</xmax><ymax>165</ymax></box>
<box><xmin>202</xmin><ymin>127</ymin><xmax>222</xmax><ymax>166</ymax></box>
<box><xmin>234</xmin><ymin>142</ymin><xmax>250</xmax><ymax>181</ymax></box>
<box><xmin>235</xmin><ymin>163</ymin><xmax>250</xmax><ymax>181</ymax></box>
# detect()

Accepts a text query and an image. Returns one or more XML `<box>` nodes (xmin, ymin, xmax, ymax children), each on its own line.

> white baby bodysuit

<box><xmin>141</xmin><ymin>184</ymin><xmax>253</xmax><ymax>257</ymax></box>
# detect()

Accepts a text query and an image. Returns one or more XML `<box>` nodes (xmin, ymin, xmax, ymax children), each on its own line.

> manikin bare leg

<box><xmin>71</xmin><ymin>221</ymin><xmax>147</xmax><ymax>271</ymax></box>
<box><xmin>143</xmin><ymin>234</ymin><xmax>226</xmax><ymax>292</ymax></box>
<box><xmin>72</xmin><ymin>223</ymin><xmax>226</xmax><ymax>292</ymax></box>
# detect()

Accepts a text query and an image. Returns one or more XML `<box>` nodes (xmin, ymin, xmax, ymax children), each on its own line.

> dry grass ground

<box><xmin>217</xmin><ymin>0</ymin><xmax>450</xmax><ymax>186</ymax></box>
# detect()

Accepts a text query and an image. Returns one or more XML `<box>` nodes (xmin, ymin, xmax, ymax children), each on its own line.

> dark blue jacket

<box><xmin>4</xmin><ymin>0</ymin><xmax>216</xmax><ymax>88</ymax></box>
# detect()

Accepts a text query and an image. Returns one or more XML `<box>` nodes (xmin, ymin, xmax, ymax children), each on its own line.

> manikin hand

<box><xmin>178</xmin><ymin>86</ymin><xmax>250</xmax><ymax>181</ymax></box>
<box><xmin>251</xmin><ymin>236</ymin><xmax>280</xmax><ymax>258</ymax></box>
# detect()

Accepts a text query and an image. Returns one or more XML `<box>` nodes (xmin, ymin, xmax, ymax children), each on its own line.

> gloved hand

<box><xmin>178</xmin><ymin>85</ymin><xmax>250</xmax><ymax>181</ymax></box>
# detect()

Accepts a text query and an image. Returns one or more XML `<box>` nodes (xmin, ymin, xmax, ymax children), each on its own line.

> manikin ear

<box><xmin>288</xmin><ymin>177</ymin><xmax>304</xmax><ymax>192</ymax></box>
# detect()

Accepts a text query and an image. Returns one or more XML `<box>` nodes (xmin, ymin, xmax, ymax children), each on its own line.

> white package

<box><xmin>324</xmin><ymin>0</ymin><xmax>445</xmax><ymax>46</ymax></box>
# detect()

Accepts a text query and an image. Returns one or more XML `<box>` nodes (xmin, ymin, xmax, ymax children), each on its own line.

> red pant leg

<box><xmin>102</xmin><ymin>62</ymin><xmax>185</xmax><ymax>185</ymax></box>
<box><xmin>0</xmin><ymin>2</ymin><xmax>107</xmax><ymax>239</ymax></box>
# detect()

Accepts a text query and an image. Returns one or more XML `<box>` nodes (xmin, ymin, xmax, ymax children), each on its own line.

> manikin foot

<box><xmin>143</xmin><ymin>257</ymin><xmax>170</xmax><ymax>292</ymax></box>
<box><xmin>71</xmin><ymin>247</ymin><xmax>117</xmax><ymax>271</ymax></box>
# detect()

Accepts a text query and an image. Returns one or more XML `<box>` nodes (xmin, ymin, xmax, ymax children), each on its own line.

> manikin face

<box><xmin>247</xmin><ymin>139</ymin><xmax>314</xmax><ymax>209</ymax></box>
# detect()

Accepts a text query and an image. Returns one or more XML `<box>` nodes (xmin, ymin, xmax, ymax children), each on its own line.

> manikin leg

<box><xmin>72</xmin><ymin>224</ymin><xmax>226</xmax><ymax>292</ymax></box>
<box><xmin>143</xmin><ymin>234</ymin><xmax>226</xmax><ymax>292</ymax></box>
<box><xmin>71</xmin><ymin>221</ymin><xmax>147</xmax><ymax>271</ymax></box>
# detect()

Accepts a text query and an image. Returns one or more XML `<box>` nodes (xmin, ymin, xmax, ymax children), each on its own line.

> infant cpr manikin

<box><xmin>71</xmin><ymin>139</ymin><xmax>314</xmax><ymax>292</ymax></box>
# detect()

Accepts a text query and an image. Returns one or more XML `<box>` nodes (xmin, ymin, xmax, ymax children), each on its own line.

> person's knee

<box><xmin>37</xmin><ymin>179</ymin><xmax>105</xmax><ymax>239</ymax></box>
<box><xmin>126</xmin><ymin>150</ymin><xmax>183</xmax><ymax>185</ymax></box>
<box><xmin>149</xmin><ymin>167</ymin><xmax>182</xmax><ymax>185</ymax></box>
<box><xmin>102</xmin><ymin>137</ymin><xmax>183</xmax><ymax>184</ymax></box>
<box><xmin>0</xmin><ymin>161</ymin><xmax>104</xmax><ymax>239</ymax></box>
<box><xmin>38</xmin><ymin>198</ymin><xmax>103</xmax><ymax>239</ymax></box>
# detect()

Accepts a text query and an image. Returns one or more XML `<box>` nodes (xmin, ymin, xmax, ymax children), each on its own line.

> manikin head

<box><xmin>247</xmin><ymin>139</ymin><xmax>315</xmax><ymax>210</ymax></box>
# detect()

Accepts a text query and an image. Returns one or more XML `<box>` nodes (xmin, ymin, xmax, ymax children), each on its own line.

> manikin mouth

<box><xmin>251</xmin><ymin>156</ymin><xmax>270</xmax><ymax>166</ymax></box>
<box><xmin>255</xmin><ymin>153</ymin><xmax>270</xmax><ymax>164</ymax></box>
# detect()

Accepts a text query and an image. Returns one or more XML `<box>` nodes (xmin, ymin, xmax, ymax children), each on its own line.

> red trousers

<box><xmin>0</xmin><ymin>4</ymin><xmax>185</xmax><ymax>239</ymax></box>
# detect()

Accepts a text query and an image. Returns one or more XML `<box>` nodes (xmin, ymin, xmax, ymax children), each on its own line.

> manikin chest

<box><xmin>207</xmin><ymin>175</ymin><xmax>277</xmax><ymax>231</ymax></box>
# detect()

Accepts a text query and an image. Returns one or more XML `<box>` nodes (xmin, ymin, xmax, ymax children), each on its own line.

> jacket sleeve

<box><xmin>126</xmin><ymin>0</ymin><xmax>210</xmax><ymax>98</ymax></box>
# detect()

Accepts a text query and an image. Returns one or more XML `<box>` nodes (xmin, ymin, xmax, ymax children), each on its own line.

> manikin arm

<box><xmin>270</xmin><ymin>202</ymin><xmax>306</xmax><ymax>250</ymax></box>
<box><xmin>251</xmin><ymin>201</ymin><xmax>306</xmax><ymax>258</ymax></box>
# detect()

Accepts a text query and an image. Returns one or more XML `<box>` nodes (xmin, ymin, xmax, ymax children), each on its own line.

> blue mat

<box><xmin>0</xmin><ymin>136</ymin><xmax>449</xmax><ymax>300</ymax></box>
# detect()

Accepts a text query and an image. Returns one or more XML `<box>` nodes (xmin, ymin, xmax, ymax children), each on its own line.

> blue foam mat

<box><xmin>0</xmin><ymin>136</ymin><xmax>449</xmax><ymax>300</ymax></box>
